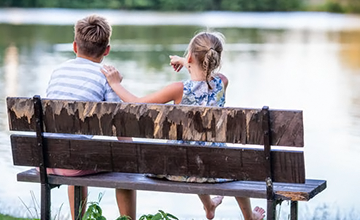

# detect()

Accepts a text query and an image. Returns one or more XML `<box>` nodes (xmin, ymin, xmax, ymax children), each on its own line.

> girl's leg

<box><xmin>68</xmin><ymin>185</ymin><xmax>88</xmax><ymax>220</ymax></box>
<box><xmin>198</xmin><ymin>194</ymin><xmax>224</xmax><ymax>220</ymax></box>
<box><xmin>116</xmin><ymin>189</ymin><xmax>137</xmax><ymax>220</ymax></box>
<box><xmin>235</xmin><ymin>197</ymin><xmax>265</xmax><ymax>220</ymax></box>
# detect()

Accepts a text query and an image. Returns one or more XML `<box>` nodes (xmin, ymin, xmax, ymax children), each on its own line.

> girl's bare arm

<box><xmin>101</xmin><ymin>65</ymin><xmax>183</xmax><ymax>104</ymax></box>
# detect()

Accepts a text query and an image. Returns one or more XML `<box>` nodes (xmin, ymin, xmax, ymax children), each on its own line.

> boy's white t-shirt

<box><xmin>47</xmin><ymin>57</ymin><xmax>121</xmax><ymax>102</ymax></box>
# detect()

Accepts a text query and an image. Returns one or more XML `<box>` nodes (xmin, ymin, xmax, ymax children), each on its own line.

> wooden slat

<box><xmin>7</xmin><ymin>97</ymin><xmax>304</xmax><ymax>147</ymax></box>
<box><xmin>17</xmin><ymin>169</ymin><xmax>326</xmax><ymax>201</ymax></box>
<box><xmin>11</xmin><ymin>135</ymin><xmax>305</xmax><ymax>183</ymax></box>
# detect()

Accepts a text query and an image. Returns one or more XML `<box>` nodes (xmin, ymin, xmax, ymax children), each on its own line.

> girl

<box><xmin>101</xmin><ymin>32</ymin><xmax>265</xmax><ymax>220</ymax></box>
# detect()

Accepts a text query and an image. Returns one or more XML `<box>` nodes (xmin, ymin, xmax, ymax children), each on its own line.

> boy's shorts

<box><xmin>36</xmin><ymin>167</ymin><xmax>97</xmax><ymax>177</ymax></box>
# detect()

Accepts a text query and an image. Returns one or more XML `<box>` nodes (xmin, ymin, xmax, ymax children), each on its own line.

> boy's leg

<box><xmin>41</xmin><ymin>169</ymin><xmax>92</xmax><ymax>220</ymax></box>
<box><xmin>116</xmin><ymin>189</ymin><xmax>137</xmax><ymax>220</ymax></box>
<box><xmin>68</xmin><ymin>185</ymin><xmax>88</xmax><ymax>220</ymax></box>
<box><xmin>198</xmin><ymin>194</ymin><xmax>224</xmax><ymax>220</ymax></box>
<box><xmin>235</xmin><ymin>197</ymin><xmax>265</xmax><ymax>220</ymax></box>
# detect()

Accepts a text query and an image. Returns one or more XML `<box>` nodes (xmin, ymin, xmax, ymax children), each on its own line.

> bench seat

<box><xmin>18</xmin><ymin>169</ymin><xmax>326</xmax><ymax>201</ymax></box>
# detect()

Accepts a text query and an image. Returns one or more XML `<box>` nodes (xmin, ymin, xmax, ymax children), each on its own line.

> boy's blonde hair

<box><xmin>186</xmin><ymin>32</ymin><xmax>225</xmax><ymax>89</ymax></box>
<box><xmin>74</xmin><ymin>15</ymin><xmax>112</xmax><ymax>58</ymax></box>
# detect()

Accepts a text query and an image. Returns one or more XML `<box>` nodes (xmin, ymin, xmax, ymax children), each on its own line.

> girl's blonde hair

<box><xmin>186</xmin><ymin>31</ymin><xmax>225</xmax><ymax>89</ymax></box>
<box><xmin>74</xmin><ymin>14</ymin><xmax>112</xmax><ymax>58</ymax></box>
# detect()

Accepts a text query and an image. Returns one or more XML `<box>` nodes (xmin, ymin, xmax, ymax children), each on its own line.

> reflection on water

<box><xmin>339</xmin><ymin>31</ymin><xmax>360</xmax><ymax>70</ymax></box>
<box><xmin>4</xmin><ymin>43</ymin><xmax>18</xmax><ymax>97</ymax></box>
<box><xmin>337</xmin><ymin>31</ymin><xmax>360</xmax><ymax>141</ymax></box>
<box><xmin>1</xmin><ymin>10</ymin><xmax>360</xmax><ymax>220</ymax></box>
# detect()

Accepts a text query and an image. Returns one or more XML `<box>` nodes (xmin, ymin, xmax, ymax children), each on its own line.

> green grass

<box><xmin>0</xmin><ymin>214</ymin><xmax>34</xmax><ymax>220</ymax></box>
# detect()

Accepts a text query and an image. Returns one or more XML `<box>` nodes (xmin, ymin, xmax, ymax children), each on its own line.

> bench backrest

<box><xmin>7</xmin><ymin>96</ymin><xmax>305</xmax><ymax>183</ymax></box>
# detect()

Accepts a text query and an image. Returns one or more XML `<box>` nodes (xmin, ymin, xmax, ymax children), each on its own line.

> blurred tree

<box><xmin>220</xmin><ymin>0</ymin><xmax>303</xmax><ymax>11</ymax></box>
<box><xmin>0</xmin><ymin>0</ymin><xmax>308</xmax><ymax>12</ymax></box>
<box><xmin>342</xmin><ymin>0</ymin><xmax>360</xmax><ymax>13</ymax></box>
<box><xmin>312</xmin><ymin>0</ymin><xmax>360</xmax><ymax>13</ymax></box>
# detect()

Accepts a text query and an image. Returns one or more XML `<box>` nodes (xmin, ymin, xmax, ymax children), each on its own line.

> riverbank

<box><xmin>1</xmin><ymin>8</ymin><xmax>360</xmax><ymax>31</ymax></box>
<box><xmin>0</xmin><ymin>214</ymin><xmax>31</xmax><ymax>220</ymax></box>
<box><xmin>0</xmin><ymin>0</ymin><xmax>359</xmax><ymax>14</ymax></box>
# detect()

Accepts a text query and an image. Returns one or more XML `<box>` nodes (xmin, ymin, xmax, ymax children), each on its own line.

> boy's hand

<box><xmin>101</xmin><ymin>65</ymin><xmax>123</xmax><ymax>85</ymax></box>
<box><xmin>169</xmin><ymin>55</ymin><xmax>185</xmax><ymax>72</ymax></box>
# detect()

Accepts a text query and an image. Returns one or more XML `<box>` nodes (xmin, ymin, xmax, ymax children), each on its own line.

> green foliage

<box><xmin>0</xmin><ymin>0</ymin><xmax>303</xmax><ymax>12</ymax></box>
<box><xmin>309</xmin><ymin>0</ymin><xmax>360</xmax><ymax>14</ymax></box>
<box><xmin>139</xmin><ymin>210</ymin><xmax>178</xmax><ymax>220</ymax></box>
<box><xmin>3</xmin><ymin>0</ymin><xmax>360</xmax><ymax>12</ymax></box>
<box><xmin>115</xmin><ymin>216</ymin><xmax>132</xmax><ymax>220</ymax></box>
<box><xmin>0</xmin><ymin>214</ymin><xmax>36</xmax><ymax>220</ymax></box>
<box><xmin>82</xmin><ymin>194</ymin><xmax>177</xmax><ymax>220</ymax></box>
<box><xmin>157</xmin><ymin>0</ymin><xmax>214</xmax><ymax>11</ymax></box>
<box><xmin>322</xmin><ymin>0</ymin><xmax>345</xmax><ymax>13</ymax></box>
<box><xmin>220</xmin><ymin>0</ymin><xmax>303</xmax><ymax>11</ymax></box>
<box><xmin>83</xmin><ymin>204</ymin><xmax>177</xmax><ymax>220</ymax></box>
<box><xmin>82</xmin><ymin>193</ymin><xmax>112</xmax><ymax>220</ymax></box>
<box><xmin>82</xmin><ymin>203</ymin><xmax>106</xmax><ymax>220</ymax></box>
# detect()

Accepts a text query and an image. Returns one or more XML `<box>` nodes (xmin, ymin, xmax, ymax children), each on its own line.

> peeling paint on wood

<box><xmin>276</xmin><ymin>192</ymin><xmax>308</xmax><ymax>201</ymax></box>
<box><xmin>7</xmin><ymin>97</ymin><xmax>304</xmax><ymax>147</ymax></box>
<box><xmin>7</xmin><ymin>97</ymin><xmax>35</xmax><ymax>124</ymax></box>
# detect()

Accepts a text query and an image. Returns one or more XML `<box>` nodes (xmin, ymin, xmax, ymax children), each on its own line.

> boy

<box><xmin>46</xmin><ymin>14</ymin><xmax>136</xmax><ymax>220</ymax></box>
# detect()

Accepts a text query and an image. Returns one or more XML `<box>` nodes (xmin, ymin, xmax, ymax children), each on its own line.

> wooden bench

<box><xmin>7</xmin><ymin>96</ymin><xmax>326</xmax><ymax>220</ymax></box>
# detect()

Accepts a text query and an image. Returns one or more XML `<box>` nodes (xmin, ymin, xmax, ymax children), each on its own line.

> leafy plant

<box><xmin>82</xmin><ymin>193</ymin><xmax>106</xmax><ymax>220</ymax></box>
<box><xmin>139</xmin><ymin>210</ymin><xmax>178</xmax><ymax>220</ymax></box>
<box><xmin>82</xmin><ymin>193</ymin><xmax>131</xmax><ymax>220</ymax></box>
<box><xmin>82</xmin><ymin>202</ymin><xmax>106</xmax><ymax>220</ymax></box>
<box><xmin>81</xmin><ymin>192</ymin><xmax>179</xmax><ymax>220</ymax></box>
<box><xmin>115</xmin><ymin>216</ymin><xmax>132</xmax><ymax>220</ymax></box>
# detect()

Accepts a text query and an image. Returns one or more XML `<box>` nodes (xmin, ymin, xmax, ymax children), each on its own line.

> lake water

<box><xmin>1</xmin><ymin>8</ymin><xmax>360</xmax><ymax>220</ymax></box>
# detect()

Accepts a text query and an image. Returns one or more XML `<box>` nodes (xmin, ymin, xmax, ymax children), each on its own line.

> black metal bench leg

<box><xmin>290</xmin><ymin>201</ymin><xmax>298</xmax><ymax>220</ymax></box>
<box><xmin>74</xmin><ymin>185</ymin><xmax>84</xmax><ymax>220</ymax></box>
<box><xmin>267</xmin><ymin>200</ymin><xmax>276</xmax><ymax>220</ymax></box>
<box><xmin>40</xmin><ymin>183</ymin><xmax>51</xmax><ymax>220</ymax></box>
<box><xmin>266</xmin><ymin>178</ymin><xmax>276</xmax><ymax>220</ymax></box>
